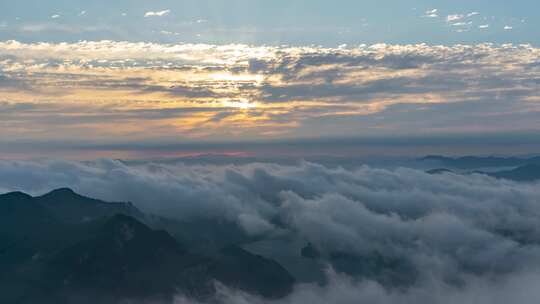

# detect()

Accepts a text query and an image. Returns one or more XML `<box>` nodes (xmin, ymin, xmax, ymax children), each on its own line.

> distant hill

<box><xmin>425</xmin><ymin>164</ymin><xmax>540</xmax><ymax>182</ymax></box>
<box><xmin>0</xmin><ymin>189</ymin><xmax>295</xmax><ymax>304</ymax></box>
<box><xmin>421</xmin><ymin>155</ymin><xmax>540</xmax><ymax>169</ymax></box>
<box><xmin>487</xmin><ymin>164</ymin><xmax>540</xmax><ymax>182</ymax></box>
<box><xmin>426</xmin><ymin>168</ymin><xmax>455</xmax><ymax>175</ymax></box>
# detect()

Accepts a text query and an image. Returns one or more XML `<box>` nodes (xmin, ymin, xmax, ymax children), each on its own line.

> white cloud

<box><xmin>51</xmin><ymin>14</ymin><xmax>61</xmax><ymax>19</ymax></box>
<box><xmin>504</xmin><ymin>25</ymin><xmax>513</xmax><ymax>30</ymax></box>
<box><xmin>447</xmin><ymin>12</ymin><xmax>479</xmax><ymax>23</ymax></box>
<box><xmin>78</xmin><ymin>10</ymin><xmax>86</xmax><ymax>17</ymax></box>
<box><xmin>479</xmin><ymin>24</ymin><xmax>490</xmax><ymax>29</ymax></box>
<box><xmin>446</xmin><ymin>14</ymin><xmax>464</xmax><ymax>22</ymax></box>
<box><xmin>160</xmin><ymin>30</ymin><xmax>181</xmax><ymax>36</ymax></box>
<box><xmin>451</xmin><ymin>21</ymin><xmax>472</xmax><ymax>27</ymax></box>
<box><xmin>424</xmin><ymin>9</ymin><xmax>438</xmax><ymax>18</ymax></box>
<box><xmin>144</xmin><ymin>9</ymin><xmax>171</xmax><ymax>17</ymax></box>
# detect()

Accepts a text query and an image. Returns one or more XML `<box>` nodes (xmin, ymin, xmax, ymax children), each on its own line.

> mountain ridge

<box><xmin>0</xmin><ymin>188</ymin><xmax>296</xmax><ymax>304</ymax></box>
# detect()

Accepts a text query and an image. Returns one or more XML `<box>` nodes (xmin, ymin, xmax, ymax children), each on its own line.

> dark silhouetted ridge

<box><xmin>490</xmin><ymin>164</ymin><xmax>540</xmax><ymax>182</ymax></box>
<box><xmin>421</xmin><ymin>155</ymin><xmax>540</xmax><ymax>169</ymax></box>
<box><xmin>0</xmin><ymin>189</ymin><xmax>296</xmax><ymax>304</ymax></box>
<box><xmin>426</xmin><ymin>168</ymin><xmax>454</xmax><ymax>175</ymax></box>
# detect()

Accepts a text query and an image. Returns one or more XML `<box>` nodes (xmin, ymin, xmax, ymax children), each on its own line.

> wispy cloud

<box><xmin>451</xmin><ymin>22</ymin><xmax>472</xmax><ymax>27</ymax></box>
<box><xmin>447</xmin><ymin>12</ymin><xmax>480</xmax><ymax>24</ymax></box>
<box><xmin>423</xmin><ymin>9</ymin><xmax>438</xmax><ymax>18</ymax></box>
<box><xmin>446</xmin><ymin>14</ymin><xmax>464</xmax><ymax>22</ymax></box>
<box><xmin>144</xmin><ymin>10</ymin><xmax>171</xmax><ymax>17</ymax></box>
<box><xmin>159</xmin><ymin>30</ymin><xmax>181</xmax><ymax>36</ymax></box>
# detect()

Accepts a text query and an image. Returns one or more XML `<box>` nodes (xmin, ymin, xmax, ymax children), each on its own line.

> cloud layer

<box><xmin>1</xmin><ymin>159</ymin><xmax>540</xmax><ymax>303</ymax></box>
<box><xmin>0</xmin><ymin>41</ymin><xmax>539</xmax><ymax>145</ymax></box>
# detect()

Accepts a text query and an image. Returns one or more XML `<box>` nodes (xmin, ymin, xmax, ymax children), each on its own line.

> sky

<box><xmin>0</xmin><ymin>0</ymin><xmax>538</xmax><ymax>45</ymax></box>
<box><xmin>0</xmin><ymin>1</ymin><xmax>539</xmax><ymax>159</ymax></box>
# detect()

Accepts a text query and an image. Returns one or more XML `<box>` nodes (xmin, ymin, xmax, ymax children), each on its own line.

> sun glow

<box><xmin>222</xmin><ymin>99</ymin><xmax>258</xmax><ymax>109</ymax></box>
<box><xmin>209</xmin><ymin>72</ymin><xmax>264</xmax><ymax>83</ymax></box>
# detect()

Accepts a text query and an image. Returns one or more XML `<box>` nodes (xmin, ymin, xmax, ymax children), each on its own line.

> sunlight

<box><xmin>222</xmin><ymin>98</ymin><xmax>258</xmax><ymax>109</ymax></box>
<box><xmin>209</xmin><ymin>72</ymin><xmax>264</xmax><ymax>84</ymax></box>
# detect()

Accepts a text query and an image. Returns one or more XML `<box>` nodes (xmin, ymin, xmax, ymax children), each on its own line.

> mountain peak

<box><xmin>0</xmin><ymin>191</ymin><xmax>33</xmax><ymax>200</ymax></box>
<box><xmin>46</xmin><ymin>188</ymin><xmax>78</xmax><ymax>196</ymax></box>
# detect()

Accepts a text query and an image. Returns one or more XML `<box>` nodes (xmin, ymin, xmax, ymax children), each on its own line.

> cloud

<box><xmin>2</xmin><ymin>159</ymin><xmax>540</xmax><ymax>303</ymax></box>
<box><xmin>479</xmin><ymin>24</ymin><xmax>490</xmax><ymax>29</ymax></box>
<box><xmin>51</xmin><ymin>14</ymin><xmax>61</xmax><ymax>19</ymax></box>
<box><xmin>446</xmin><ymin>14</ymin><xmax>464</xmax><ymax>22</ymax></box>
<box><xmin>451</xmin><ymin>22</ymin><xmax>472</xmax><ymax>27</ymax></box>
<box><xmin>175</xmin><ymin>268</ymin><xmax>540</xmax><ymax>304</ymax></box>
<box><xmin>0</xmin><ymin>41</ymin><xmax>539</xmax><ymax>143</ymax></box>
<box><xmin>423</xmin><ymin>9</ymin><xmax>438</xmax><ymax>18</ymax></box>
<box><xmin>144</xmin><ymin>10</ymin><xmax>171</xmax><ymax>17</ymax></box>
<box><xmin>16</xmin><ymin>23</ymin><xmax>111</xmax><ymax>34</ymax></box>
<box><xmin>160</xmin><ymin>30</ymin><xmax>181</xmax><ymax>36</ymax></box>
<box><xmin>504</xmin><ymin>26</ymin><xmax>513</xmax><ymax>30</ymax></box>
<box><xmin>446</xmin><ymin>12</ymin><xmax>479</xmax><ymax>24</ymax></box>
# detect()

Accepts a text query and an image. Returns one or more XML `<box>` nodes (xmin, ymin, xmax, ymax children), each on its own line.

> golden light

<box><xmin>222</xmin><ymin>99</ymin><xmax>258</xmax><ymax>109</ymax></box>
<box><xmin>209</xmin><ymin>72</ymin><xmax>264</xmax><ymax>83</ymax></box>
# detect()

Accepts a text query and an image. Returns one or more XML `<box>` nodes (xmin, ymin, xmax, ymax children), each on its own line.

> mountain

<box><xmin>0</xmin><ymin>189</ymin><xmax>295</xmax><ymax>304</ymax></box>
<box><xmin>42</xmin><ymin>214</ymin><xmax>213</xmax><ymax>304</ymax></box>
<box><xmin>211</xmin><ymin>245</ymin><xmax>295</xmax><ymax>299</ymax></box>
<box><xmin>421</xmin><ymin>155</ymin><xmax>540</xmax><ymax>169</ymax></box>
<box><xmin>301</xmin><ymin>243</ymin><xmax>321</xmax><ymax>260</ymax></box>
<box><xmin>34</xmin><ymin>188</ymin><xmax>143</xmax><ymax>223</ymax></box>
<box><xmin>424</xmin><ymin>164</ymin><xmax>540</xmax><ymax>182</ymax></box>
<box><xmin>426</xmin><ymin>168</ymin><xmax>454</xmax><ymax>175</ymax></box>
<box><xmin>487</xmin><ymin>164</ymin><xmax>540</xmax><ymax>182</ymax></box>
<box><xmin>329</xmin><ymin>251</ymin><xmax>417</xmax><ymax>287</ymax></box>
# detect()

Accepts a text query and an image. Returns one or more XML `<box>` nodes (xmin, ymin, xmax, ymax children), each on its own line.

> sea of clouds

<box><xmin>1</xmin><ymin>158</ymin><xmax>540</xmax><ymax>303</ymax></box>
